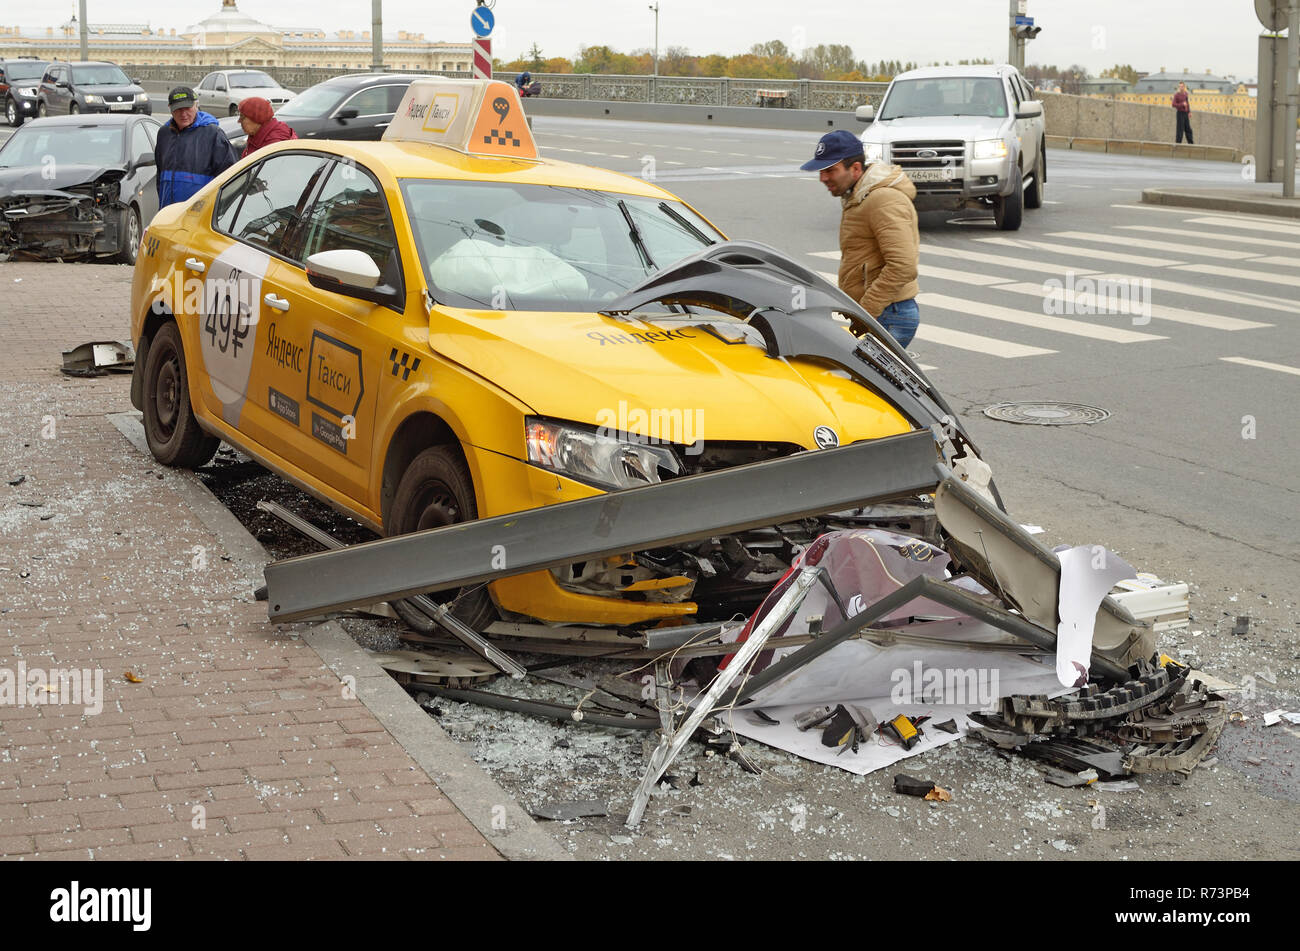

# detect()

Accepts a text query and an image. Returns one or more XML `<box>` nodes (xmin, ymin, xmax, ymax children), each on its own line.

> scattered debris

<box><xmin>7</xmin><ymin>475</ymin><xmax>25</xmax><ymax>487</ymax></box>
<box><xmin>1232</xmin><ymin>616</ymin><xmax>1250</xmax><ymax>636</ymax></box>
<box><xmin>60</xmin><ymin>341</ymin><xmax>134</xmax><ymax>377</ymax></box>
<box><xmin>1262</xmin><ymin>710</ymin><xmax>1300</xmax><ymax>727</ymax></box>
<box><xmin>530</xmin><ymin>800</ymin><xmax>609</xmax><ymax>821</ymax></box>
<box><xmin>933</xmin><ymin>719</ymin><xmax>959</xmax><ymax>734</ymax></box>
<box><xmin>123</xmin><ymin>671</ymin><xmax>143</xmax><ymax>683</ymax></box>
<box><xmin>1050</xmin><ymin>839</ymin><xmax>1077</xmax><ymax>853</ymax></box>
<box><xmin>1040</xmin><ymin>766</ymin><xmax>1099</xmax><ymax>788</ymax></box>
<box><xmin>894</xmin><ymin>773</ymin><xmax>939</xmax><ymax>797</ymax></box>
<box><xmin>924</xmin><ymin>785</ymin><xmax>952</xmax><ymax>802</ymax></box>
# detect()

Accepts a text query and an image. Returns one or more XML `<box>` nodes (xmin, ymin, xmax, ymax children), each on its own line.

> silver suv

<box><xmin>855</xmin><ymin>65</ymin><xmax>1045</xmax><ymax>230</ymax></box>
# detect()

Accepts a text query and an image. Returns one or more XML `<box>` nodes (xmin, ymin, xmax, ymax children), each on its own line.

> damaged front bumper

<box><xmin>0</xmin><ymin>179</ymin><xmax>124</xmax><ymax>260</ymax></box>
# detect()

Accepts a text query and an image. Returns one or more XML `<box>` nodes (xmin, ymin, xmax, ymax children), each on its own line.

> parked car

<box><xmin>0</xmin><ymin>114</ymin><xmax>161</xmax><ymax>263</ymax></box>
<box><xmin>196</xmin><ymin>69</ymin><xmax>293</xmax><ymax>117</ymax></box>
<box><xmin>129</xmin><ymin>78</ymin><xmax>982</xmax><ymax>631</ymax></box>
<box><xmin>855</xmin><ymin>64</ymin><xmax>1045</xmax><ymax>230</ymax></box>
<box><xmin>1</xmin><ymin>58</ymin><xmax>51</xmax><ymax>126</ymax></box>
<box><xmin>218</xmin><ymin>72</ymin><xmax>436</xmax><ymax>149</ymax></box>
<box><xmin>37</xmin><ymin>61</ymin><xmax>151</xmax><ymax>117</ymax></box>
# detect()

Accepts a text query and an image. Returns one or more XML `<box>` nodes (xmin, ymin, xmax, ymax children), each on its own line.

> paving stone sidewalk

<box><xmin>0</xmin><ymin>262</ymin><xmax>519</xmax><ymax>860</ymax></box>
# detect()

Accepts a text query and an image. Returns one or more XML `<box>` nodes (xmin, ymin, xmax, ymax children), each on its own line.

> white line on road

<box><xmin>1043</xmin><ymin>200</ymin><xmax>1063</xmax><ymax>205</ymax></box>
<box><xmin>920</xmin><ymin>244</ymin><xmax>1103</xmax><ymax>276</ymax></box>
<box><xmin>1245</xmin><ymin>256</ymin><xmax>1300</xmax><ymax>268</ymax></box>
<box><xmin>1117</xmin><ymin>224</ymin><xmax>1300</xmax><ymax>250</ymax></box>
<box><xmin>1046</xmin><ymin>230</ymin><xmax>1261</xmax><ymax>260</ymax></box>
<box><xmin>1171</xmin><ymin>263</ymin><xmax>1300</xmax><ymax>288</ymax></box>
<box><xmin>918</xmin><ymin>293</ymin><xmax>1166</xmax><ymax>343</ymax></box>
<box><xmin>996</xmin><ymin>283</ymin><xmax>1271</xmax><ymax>331</ymax></box>
<box><xmin>976</xmin><ymin>236</ymin><xmax>1182</xmax><ymax>267</ymax></box>
<box><xmin>1089</xmin><ymin>273</ymin><xmax>1300</xmax><ymax>315</ymax></box>
<box><xmin>912</xmin><ymin>323</ymin><xmax>1056</xmax><ymax>358</ymax></box>
<box><xmin>917</xmin><ymin>263</ymin><xmax>1012</xmax><ymax>286</ymax></box>
<box><xmin>1185</xmin><ymin>215</ymin><xmax>1300</xmax><ymax>236</ymax></box>
<box><xmin>1220</xmin><ymin>357</ymin><xmax>1300</xmax><ymax>377</ymax></box>
<box><xmin>1110</xmin><ymin>203</ymin><xmax>1205</xmax><ymax>215</ymax></box>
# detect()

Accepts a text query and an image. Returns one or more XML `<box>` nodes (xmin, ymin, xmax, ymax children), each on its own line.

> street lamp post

<box><xmin>372</xmin><ymin>0</ymin><xmax>383</xmax><ymax>70</ymax></box>
<box><xmin>79</xmin><ymin>0</ymin><xmax>88</xmax><ymax>60</ymax></box>
<box><xmin>649</xmin><ymin>2</ymin><xmax>659</xmax><ymax>77</ymax></box>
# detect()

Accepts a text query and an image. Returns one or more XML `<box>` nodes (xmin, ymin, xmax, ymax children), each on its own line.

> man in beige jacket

<box><xmin>801</xmin><ymin>130</ymin><xmax>920</xmax><ymax>347</ymax></box>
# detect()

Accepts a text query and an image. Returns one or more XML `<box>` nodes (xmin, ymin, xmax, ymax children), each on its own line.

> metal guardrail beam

<box><xmin>264</xmin><ymin>431</ymin><xmax>940</xmax><ymax>623</ymax></box>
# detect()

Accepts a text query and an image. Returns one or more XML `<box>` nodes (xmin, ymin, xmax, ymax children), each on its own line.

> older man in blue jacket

<box><xmin>154</xmin><ymin>86</ymin><xmax>237</xmax><ymax>207</ymax></box>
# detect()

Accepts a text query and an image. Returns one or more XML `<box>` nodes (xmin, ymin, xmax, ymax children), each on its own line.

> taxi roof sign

<box><xmin>384</xmin><ymin>78</ymin><xmax>538</xmax><ymax>161</ymax></box>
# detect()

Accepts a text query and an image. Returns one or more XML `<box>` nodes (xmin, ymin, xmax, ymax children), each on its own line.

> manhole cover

<box><xmin>983</xmin><ymin>401</ymin><xmax>1111</xmax><ymax>425</ymax></box>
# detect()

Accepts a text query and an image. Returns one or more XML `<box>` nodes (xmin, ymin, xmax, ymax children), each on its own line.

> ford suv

<box><xmin>855</xmin><ymin>64</ymin><xmax>1045</xmax><ymax>230</ymax></box>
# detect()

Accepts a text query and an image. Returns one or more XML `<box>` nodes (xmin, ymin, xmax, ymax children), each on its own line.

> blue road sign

<box><xmin>1014</xmin><ymin>15</ymin><xmax>1034</xmax><ymax>25</ymax></box>
<box><xmin>471</xmin><ymin>7</ymin><xmax>495</xmax><ymax>37</ymax></box>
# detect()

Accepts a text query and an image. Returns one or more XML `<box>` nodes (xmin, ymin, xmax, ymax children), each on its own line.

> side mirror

<box><xmin>306</xmin><ymin>249</ymin><xmax>400</xmax><ymax>306</ymax></box>
<box><xmin>132</xmin><ymin>155</ymin><xmax>156</xmax><ymax>169</ymax></box>
<box><xmin>334</xmin><ymin>107</ymin><xmax>359</xmax><ymax>123</ymax></box>
<box><xmin>131</xmin><ymin>77</ymin><xmax>142</xmax><ymax>85</ymax></box>
<box><xmin>855</xmin><ymin>103</ymin><xmax>875</xmax><ymax>124</ymax></box>
<box><xmin>1015</xmin><ymin>100</ymin><xmax>1043</xmax><ymax>119</ymax></box>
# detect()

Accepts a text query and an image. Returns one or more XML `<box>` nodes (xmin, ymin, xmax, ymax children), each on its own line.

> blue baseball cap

<box><xmin>800</xmin><ymin>129</ymin><xmax>865</xmax><ymax>171</ymax></box>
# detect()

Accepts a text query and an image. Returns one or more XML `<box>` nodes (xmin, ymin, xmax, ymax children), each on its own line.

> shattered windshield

<box><xmin>879</xmin><ymin>77</ymin><xmax>1008</xmax><ymax>119</ymax></box>
<box><xmin>0</xmin><ymin>124</ymin><xmax>123</xmax><ymax>168</ymax></box>
<box><xmin>400</xmin><ymin>179</ymin><xmax>723</xmax><ymax>311</ymax></box>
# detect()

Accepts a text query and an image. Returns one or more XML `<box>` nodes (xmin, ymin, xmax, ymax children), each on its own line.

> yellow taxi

<box><xmin>130</xmin><ymin>78</ymin><xmax>973</xmax><ymax>632</ymax></box>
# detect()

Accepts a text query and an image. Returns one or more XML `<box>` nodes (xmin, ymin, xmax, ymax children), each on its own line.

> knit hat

<box><xmin>238</xmin><ymin>97</ymin><xmax>275</xmax><ymax>124</ymax></box>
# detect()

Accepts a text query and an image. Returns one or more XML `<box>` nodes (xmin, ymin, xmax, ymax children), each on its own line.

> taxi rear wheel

<box><xmin>142</xmin><ymin>322</ymin><xmax>219</xmax><ymax>468</ymax></box>
<box><xmin>388</xmin><ymin>446</ymin><xmax>497</xmax><ymax>631</ymax></box>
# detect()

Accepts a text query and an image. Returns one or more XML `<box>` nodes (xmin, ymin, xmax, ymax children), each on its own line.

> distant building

<box><xmin>1115</xmin><ymin>68</ymin><xmax>1255</xmax><ymax>118</ymax></box>
<box><xmin>1079</xmin><ymin>77</ymin><xmax>1132</xmax><ymax>96</ymax></box>
<box><xmin>1132</xmin><ymin>67</ymin><xmax>1236</xmax><ymax>94</ymax></box>
<box><xmin>0</xmin><ymin>1</ymin><xmax>472</xmax><ymax>71</ymax></box>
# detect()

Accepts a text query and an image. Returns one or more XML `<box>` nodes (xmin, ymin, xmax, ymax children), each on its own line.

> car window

<box><xmin>1006</xmin><ymin>78</ymin><xmax>1022</xmax><ymax>108</ymax></box>
<box><xmin>880</xmin><ymin>77</ymin><xmax>1007</xmax><ymax>119</ymax></box>
<box><xmin>0</xmin><ymin>124</ymin><xmax>123</xmax><ymax>168</ymax></box>
<box><xmin>215</xmin><ymin>75</ymin><xmax>227</xmax><ymax>91</ymax></box>
<box><xmin>277</xmin><ymin>84</ymin><xmax>342</xmax><ymax>118</ymax></box>
<box><xmin>299</xmin><ymin>161</ymin><xmax>400</xmax><ymax>279</ymax></box>
<box><xmin>198</xmin><ymin>74</ymin><xmax>213</xmax><ymax>91</ymax></box>
<box><xmin>71</xmin><ymin>65</ymin><xmax>130</xmax><ymax>86</ymax></box>
<box><xmin>214</xmin><ymin>166</ymin><xmax>255</xmax><ymax>233</ymax></box>
<box><xmin>384</xmin><ymin>84</ymin><xmax>410</xmax><ymax>111</ymax></box>
<box><xmin>225</xmin><ymin>153</ymin><xmax>330</xmax><ymax>260</ymax></box>
<box><xmin>338</xmin><ymin>86</ymin><xmax>389</xmax><ymax>116</ymax></box>
<box><xmin>130</xmin><ymin>122</ymin><xmax>152</xmax><ymax>162</ymax></box>
<box><xmin>230</xmin><ymin>71</ymin><xmax>277</xmax><ymax>89</ymax></box>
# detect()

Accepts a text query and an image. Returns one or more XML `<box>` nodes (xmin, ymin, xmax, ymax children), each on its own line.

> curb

<box><xmin>107</xmin><ymin>411</ymin><xmax>570</xmax><ymax>861</ymax></box>
<box><xmin>1140</xmin><ymin>187</ymin><xmax>1300</xmax><ymax>219</ymax></box>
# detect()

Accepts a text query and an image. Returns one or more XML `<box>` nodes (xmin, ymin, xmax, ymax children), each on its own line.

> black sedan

<box><xmin>218</xmin><ymin>72</ymin><xmax>436</xmax><ymax>149</ymax></box>
<box><xmin>0</xmin><ymin>114</ymin><xmax>161</xmax><ymax>264</ymax></box>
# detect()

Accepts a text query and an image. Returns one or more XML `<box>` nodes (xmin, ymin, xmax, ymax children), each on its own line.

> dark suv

<box><xmin>38</xmin><ymin>61</ymin><xmax>151</xmax><ymax>117</ymax></box>
<box><xmin>1</xmin><ymin>58</ymin><xmax>50</xmax><ymax>126</ymax></box>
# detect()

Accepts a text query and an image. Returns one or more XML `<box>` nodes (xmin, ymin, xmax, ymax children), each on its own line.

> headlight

<box><xmin>18</xmin><ymin>87</ymin><xmax>37</xmax><ymax>97</ymax></box>
<box><xmin>83</xmin><ymin>95</ymin><xmax>104</xmax><ymax>104</ymax></box>
<box><xmin>974</xmin><ymin>139</ymin><xmax>1009</xmax><ymax>159</ymax></box>
<box><xmin>135</xmin><ymin>92</ymin><xmax>149</xmax><ymax>102</ymax></box>
<box><xmin>863</xmin><ymin>142</ymin><xmax>886</xmax><ymax>163</ymax></box>
<box><xmin>525</xmin><ymin>417</ymin><xmax>682</xmax><ymax>490</ymax></box>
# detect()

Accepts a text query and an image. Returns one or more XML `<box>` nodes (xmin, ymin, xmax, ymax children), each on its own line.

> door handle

<box><xmin>263</xmin><ymin>293</ymin><xmax>290</xmax><ymax>312</ymax></box>
<box><xmin>184</xmin><ymin>256</ymin><xmax>205</xmax><ymax>273</ymax></box>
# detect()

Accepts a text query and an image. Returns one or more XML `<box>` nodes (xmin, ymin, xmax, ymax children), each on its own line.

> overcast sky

<box><xmin>33</xmin><ymin>1</ymin><xmax>1274</xmax><ymax>79</ymax></box>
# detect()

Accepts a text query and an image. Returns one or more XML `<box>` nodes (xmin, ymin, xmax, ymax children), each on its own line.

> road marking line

<box><xmin>1246</xmin><ymin>255</ymin><xmax>1300</xmax><ymax>268</ymax></box>
<box><xmin>1089</xmin><ymin>273</ymin><xmax>1300</xmax><ymax>315</ymax></box>
<box><xmin>976</xmin><ymin>236</ymin><xmax>1181</xmax><ymax>267</ymax></box>
<box><xmin>1185</xmin><ymin>215</ymin><xmax>1300</xmax><ymax>236</ymax></box>
<box><xmin>606</xmin><ymin>153</ymin><xmax>630</xmax><ymax>159</ymax></box>
<box><xmin>996</xmin><ymin>283</ymin><xmax>1270</xmax><ymax>331</ymax></box>
<box><xmin>1042</xmin><ymin>200</ymin><xmax>1063</xmax><ymax>204</ymax></box>
<box><xmin>920</xmin><ymin>244</ymin><xmax>1102</xmax><ymax>276</ymax></box>
<box><xmin>912</xmin><ymin>324</ymin><xmax>1055</xmax><ymax>358</ymax></box>
<box><xmin>1046</xmin><ymin>230</ymin><xmax>1260</xmax><ymax>260</ymax></box>
<box><xmin>918</xmin><ymin>293</ymin><xmax>1165</xmax><ymax>343</ymax></box>
<box><xmin>1110</xmin><ymin>203</ymin><xmax>1203</xmax><ymax>215</ymax></box>
<box><xmin>917</xmin><ymin>263</ymin><xmax>1012</xmax><ymax>286</ymax></box>
<box><xmin>664</xmin><ymin>160</ymin><xmax>685</xmax><ymax>165</ymax></box>
<box><xmin>1221</xmin><ymin>357</ymin><xmax>1300</xmax><ymax>377</ymax></box>
<box><xmin>1171</xmin><ymin>263</ymin><xmax>1300</xmax><ymax>288</ymax></box>
<box><xmin>1117</xmin><ymin>224</ymin><xmax>1300</xmax><ymax>250</ymax></box>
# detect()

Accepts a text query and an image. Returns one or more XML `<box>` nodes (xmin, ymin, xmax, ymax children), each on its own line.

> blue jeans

<box><xmin>878</xmin><ymin>298</ymin><xmax>919</xmax><ymax>348</ymax></box>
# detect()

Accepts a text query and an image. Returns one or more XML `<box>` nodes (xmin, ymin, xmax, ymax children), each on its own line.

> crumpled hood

<box><xmin>0</xmin><ymin>164</ymin><xmax>118</xmax><ymax>195</ymax></box>
<box><xmin>431</xmin><ymin>308</ymin><xmax>911</xmax><ymax>450</ymax></box>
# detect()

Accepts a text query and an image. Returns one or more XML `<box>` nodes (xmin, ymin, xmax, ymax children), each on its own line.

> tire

<box><xmin>1024</xmin><ymin>144</ymin><xmax>1045</xmax><ymax>210</ymax></box>
<box><xmin>70</xmin><ymin>101</ymin><xmax>79</xmax><ymax>115</ymax></box>
<box><xmin>115</xmin><ymin>204</ymin><xmax>141</xmax><ymax>266</ymax></box>
<box><xmin>994</xmin><ymin>168</ymin><xmax>1024</xmax><ymax>231</ymax></box>
<box><xmin>5</xmin><ymin>98</ymin><xmax>18</xmax><ymax>127</ymax></box>
<box><xmin>37</xmin><ymin>100</ymin><xmax>47</xmax><ymax>118</ymax></box>
<box><xmin>142</xmin><ymin>322</ymin><xmax>219</xmax><ymax>468</ymax></box>
<box><xmin>387</xmin><ymin>446</ymin><xmax>497</xmax><ymax>630</ymax></box>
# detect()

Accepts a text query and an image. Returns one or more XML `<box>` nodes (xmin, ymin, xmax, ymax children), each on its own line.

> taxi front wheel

<box><xmin>142</xmin><ymin>322</ymin><xmax>219</xmax><ymax>468</ymax></box>
<box><xmin>388</xmin><ymin>446</ymin><xmax>497</xmax><ymax>631</ymax></box>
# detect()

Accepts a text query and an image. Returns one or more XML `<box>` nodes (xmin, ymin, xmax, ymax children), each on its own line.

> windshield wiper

<box><xmin>657</xmin><ymin>201</ymin><xmax>715</xmax><ymax>246</ymax></box>
<box><xmin>618</xmin><ymin>198</ymin><xmax>656</xmax><ymax>272</ymax></box>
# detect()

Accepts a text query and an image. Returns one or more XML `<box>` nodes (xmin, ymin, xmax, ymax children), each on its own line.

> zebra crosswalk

<box><xmin>804</xmin><ymin>206</ymin><xmax>1297</xmax><ymax>371</ymax></box>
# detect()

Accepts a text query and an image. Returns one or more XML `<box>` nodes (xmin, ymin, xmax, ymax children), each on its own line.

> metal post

<box><xmin>1258</xmin><ymin>34</ymin><xmax>1280</xmax><ymax>183</ymax></box>
<box><xmin>1284</xmin><ymin>1</ymin><xmax>1299</xmax><ymax>197</ymax></box>
<box><xmin>371</xmin><ymin>0</ymin><xmax>383</xmax><ymax>70</ymax></box>
<box><xmin>649</xmin><ymin>2</ymin><xmax>659</xmax><ymax>77</ymax></box>
<box><xmin>79</xmin><ymin>0</ymin><xmax>88</xmax><ymax>60</ymax></box>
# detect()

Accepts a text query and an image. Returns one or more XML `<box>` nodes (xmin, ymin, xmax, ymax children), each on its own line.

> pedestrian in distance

<box><xmin>1172</xmin><ymin>81</ymin><xmax>1194</xmax><ymax>145</ymax></box>
<box><xmin>154</xmin><ymin>86</ymin><xmax>237</xmax><ymax>208</ymax></box>
<box><xmin>801</xmin><ymin>129</ymin><xmax>921</xmax><ymax>349</ymax></box>
<box><xmin>238</xmin><ymin>96</ymin><xmax>298</xmax><ymax>158</ymax></box>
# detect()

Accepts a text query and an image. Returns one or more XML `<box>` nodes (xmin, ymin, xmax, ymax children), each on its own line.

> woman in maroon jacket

<box><xmin>1172</xmin><ymin>82</ymin><xmax>1194</xmax><ymax>145</ymax></box>
<box><xmin>238</xmin><ymin>97</ymin><xmax>298</xmax><ymax>158</ymax></box>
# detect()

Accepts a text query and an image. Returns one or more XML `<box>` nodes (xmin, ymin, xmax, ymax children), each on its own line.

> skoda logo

<box><xmin>813</xmin><ymin>426</ymin><xmax>839</xmax><ymax>449</ymax></box>
<box><xmin>917</xmin><ymin>148</ymin><xmax>939</xmax><ymax>159</ymax></box>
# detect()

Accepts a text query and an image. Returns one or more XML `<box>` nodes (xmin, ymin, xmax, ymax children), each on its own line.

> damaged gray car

<box><xmin>0</xmin><ymin>114</ymin><xmax>160</xmax><ymax>264</ymax></box>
